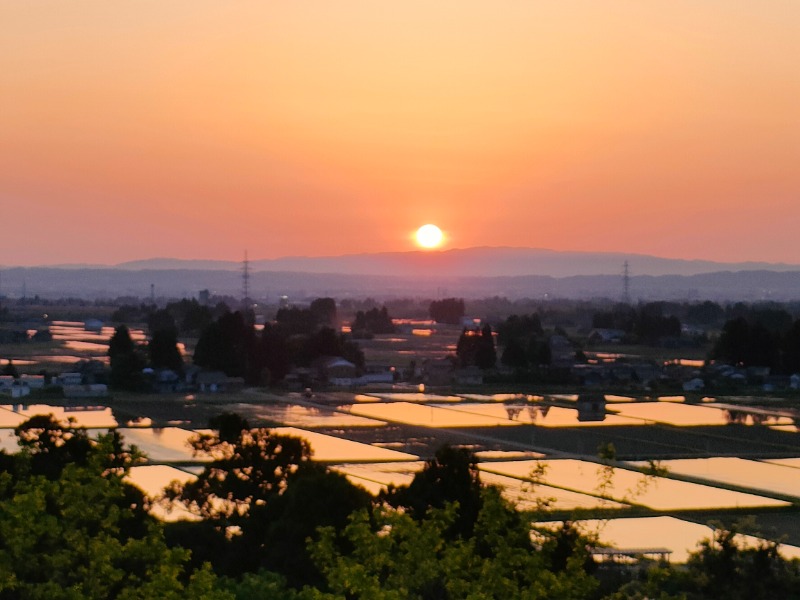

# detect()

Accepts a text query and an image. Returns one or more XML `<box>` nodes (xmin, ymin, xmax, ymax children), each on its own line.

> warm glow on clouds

<box><xmin>0</xmin><ymin>1</ymin><xmax>798</xmax><ymax>265</ymax></box>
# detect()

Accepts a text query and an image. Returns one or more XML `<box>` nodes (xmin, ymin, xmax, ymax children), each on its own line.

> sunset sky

<box><xmin>1</xmin><ymin>1</ymin><xmax>798</xmax><ymax>266</ymax></box>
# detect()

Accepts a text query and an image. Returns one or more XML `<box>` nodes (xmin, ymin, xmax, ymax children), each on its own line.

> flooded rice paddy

<box><xmin>480</xmin><ymin>459</ymin><xmax>789</xmax><ymax>510</ymax></box>
<box><xmin>629</xmin><ymin>457</ymin><xmax>800</xmax><ymax>499</ymax></box>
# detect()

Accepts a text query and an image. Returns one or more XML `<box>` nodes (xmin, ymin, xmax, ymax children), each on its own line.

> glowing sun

<box><xmin>415</xmin><ymin>224</ymin><xmax>444</xmax><ymax>249</ymax></box>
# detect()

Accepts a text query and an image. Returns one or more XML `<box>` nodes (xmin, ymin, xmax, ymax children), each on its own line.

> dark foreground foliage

<box><xmin>2</xmin><ymin>416</ymin><xmax>800</xmax><ymax>599</ymax></box>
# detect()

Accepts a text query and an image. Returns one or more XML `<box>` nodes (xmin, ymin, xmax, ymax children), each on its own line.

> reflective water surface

<box><xmin>229</xmin><ymin>402</ymin><xmax>386</xmax><ymax>428</ymax></box>
<box><xmin>332</xmin><ymin>461</ymin><xmax>423</xmax><ymax>495</ymax></box>
<box><xmin>369</xmin><ymin>393</ymin><xmax>463</xmax><ymax>403</ymax></box>
<box><xmin>629</xmin><ymin>457</ymin><xmax>800</xmax><ymax>499</ymax></box>
<box><xmin>118</xmin><ymin>427</ymin><xmax>209</xmax><ymax>463</ymax></box>
<box><xmin>0</xmin><ymin>404</ymin><xmax>117</xmax><ymax>428</ymax></box>
<box><xmin>480</xmin><ymin>459</ymin><xmax>789</xmax><ymax>510</ymax></box>
<box><xmin>126</xmin><ymin>465</ymin><xmax>199</xmax><ymax>522</ymax></box>
<box><xmin>349</xmin><ymin>402</ymin><xmax>523</xmax><ymax>428</ymax></box>
<box><xmin>608</xmin><ymin>402</ymin><xmax>792</xmax><ymax>427</ymax></box>
<box><xmin>272</xmin><ymin>427</ymin><xmax>418</xmax><ymax>462</ymax></box>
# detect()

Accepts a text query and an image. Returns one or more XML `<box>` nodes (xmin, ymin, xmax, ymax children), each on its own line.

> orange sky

<box><xmin>1</xmin><ymin>1</ymin><xmax>798</xmax><ymax>266</ymax></box>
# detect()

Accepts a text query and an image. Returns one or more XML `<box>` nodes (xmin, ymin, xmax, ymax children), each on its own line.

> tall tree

<box><xmin>456</xmin><ymin>325</ymin><xmax>496</xmax><ymax>370</ymax></box>
<box><xmin>194</xmin><ymin>311</ymin><xmax>255</xmax><ymax>378</ymax></box>
<box><xmin>2</xmin><ymin>359</ymin><xmax>19</xmax><ymax>378</ymax></box>
<box><xmin>475</xmin><ymin>323</ymin><xmax>497</xmax><ymax>370</ymax></box>
<box><xmin>108</xmin><ymin>325</ymin><xmax>146</xmax><ymax>391</ymax></box>
<box><xmin>309</xmin><ymin>297</ymin><xmax>337</xmax><ymax>327</ymax></box>
<box><xmin>383</xmin><ymin>444</ymin><xmax>483</xmax><ymax>539</ymax></box>
<box><xmin>108</xmin><ymin>325</ymin><xmax>136</xmax><ymax>365</ymax></box>
<box><xmin>149</xmin><ymin>328</ymin><xmax>183</xmax><ymax>372</ymax></box>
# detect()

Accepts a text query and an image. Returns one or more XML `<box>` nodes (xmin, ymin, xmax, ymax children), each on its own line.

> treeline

<box><xmin>108</xmin><ymin>299</ymin><xmax>230</xmax><ymax>390</ymax></box>
<box><xmin>107</xmin><ymin>298</ymin><xmax>401</xmax><ymax>389</ymax></box>
<box><xmin>3</xmin><ymin>416</ymin><xmax>799</xmax><ymax>599</ymax></box>
<box><xmin>112</xmin><ymin>298</ymin><xmax>232</xmax><ymax>337</ymax></box>
<box><xmin>711</xmin><ymin>310</ymin><xmax>800</xmax><ymax>373</ymax></box>
<box><xmin>429</xmin><ymin>298</ymin><xmax>466</xmax><ymax>325</ymax></box>
<box><xmin>193</xmin><ymin>301</ymin><xmax>363</xmax><ymax>385</ymax></box>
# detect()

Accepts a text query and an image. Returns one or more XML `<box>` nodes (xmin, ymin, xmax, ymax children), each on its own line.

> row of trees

<box><xmin>193</xmin><ymin>303</ymin><xmax>362</xmax><ymax>385</ymax></box>
<box><xmin>108</xmin><ymin>298</ymin><xmax>364</xmax><ymax>389</ymax></box>
<box><xmin>497</xmin><ymin>313</ymin><xmax>554</xmax><ymax>370</ymax></box>
<box><xmin>112</xmin><ymin>298</ymin><xmax>232</xmax><ymax>337</ymax></box>
<box><xmin>351</xmin><ymin>306</ymin><xmax>395</xmax><ymax>338</ymax></box>
<box><xmin>711</xmin><ymin>315</ymin><xmax>800</xmax><ymax>373</ymax></box>
<box><xmin>3</xmin><ymin>415</ymin><xmax>799</xmax><ymax>598</ymax></box>
<box><xmin>429</xmin><ymin>297</ymin><xmax>466</xmax><ymax>325</ymax></box>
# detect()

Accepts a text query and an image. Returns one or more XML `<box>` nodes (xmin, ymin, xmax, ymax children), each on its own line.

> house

<box><xmin>57</xmin><ymin>372</ymin><xmax>84</xmax><ymax>386</ymax></box>
<box><xmin>63</xmin><ymin>383</ymin><xmax>108</xmax><ymax>399</ymax></box>
<box><xmin>196</xmin><ymin>371</ymin><xmax>229</xmax><ymax>392</ymax></box>
<box><xmin>358</xmin><ymin>364</ymin><xmax>395</xmax><ymax>385</ymax></box>
<box><xmin>577</xmin><ymin>392</ymin><xmax>606</xmax><ymax>422</ymax></box>
<box><xmin>682</xmin><ymin>377</ymin><xmax>705</xmax><ymax>392</ymax></box>
<box><xmin>790</xmin><ymin>374</ymin><xmax>800</xmax><ymax>390</ymax></box>
<box><xmin>316</xmin><ymin>357</ymin><xmax>358</xmax><ymax>386</ymax></box>
<box><xmin>73</xmin><ymin>360</ymin><xmax>109</xmax><ymax>384</ymax></box>
<box><xmin>151</xmin><ymin>369</ymin><xmax>183</xmax><ymax>393</ymax></box>
<box><xmin>0</xmin><ymin>381</ymin><xmax>30</xmax><ymax>399</ymax></box>
<box><xmin>20</xmin><ymin>375</ymin><xmax>45</xmax><ymax>389</ymax></box>
<box><xmin>84</xmin><ymin>319</ymin><xmax>104</xmax><ymax>332</ymax></box>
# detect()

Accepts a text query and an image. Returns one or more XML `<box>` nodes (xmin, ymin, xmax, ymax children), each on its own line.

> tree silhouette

<box><xmin>383</xmin><ymin>444</ymin><xmax>483</xmax><ymax>538</ymax></box>
<box><xmin>2</xmin><ymin>359</ymin><xmax>19</xmax><ymax>378</ymax></box>
<box><xmin>429</xmin><ymin>297</ymin><xmax>465</xmax><ymax>324</ymax></box>
<box><xmin>108</xmin><ymin>325</ymin><xmax>146</xmax><ymax>391</ymax></box>
<box><xmin>148</xmin><ymin>328</ymin><xmax>183</xmax><ymax>372</ymax></box>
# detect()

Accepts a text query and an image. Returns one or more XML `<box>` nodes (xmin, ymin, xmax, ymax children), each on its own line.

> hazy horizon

<box><xmin>3</xmin><ymin>244</ymin><xmax>800</xmax><ymax>271</ymax></box>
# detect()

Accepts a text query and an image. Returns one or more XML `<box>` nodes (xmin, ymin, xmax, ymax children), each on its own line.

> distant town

<box><xmin>4</xmin><ymin>287</ymin><xmax>800</xmax><ymax>399</ymax></box>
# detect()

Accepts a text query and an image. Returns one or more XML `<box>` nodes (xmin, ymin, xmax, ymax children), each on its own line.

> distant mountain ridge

<box><xmin>3</xmin><ymin>248</ymin><xmax>798</xmax><ymax>301</ymax></box>
<box><xmin>112</xmin><ymin>247</ymin><xmax>800</xmax><ymax>278</ymax></box>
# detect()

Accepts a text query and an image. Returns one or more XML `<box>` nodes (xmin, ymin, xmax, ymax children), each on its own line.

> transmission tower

<box><xmin>622</xmin><ymin>261</ymin><xmax>631</xmax><ymax>304</ymax></box>
<box><xmin>242</xmin><ymin>250</ymin><xmax>250</xmax><ymax>308</ymax></box>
